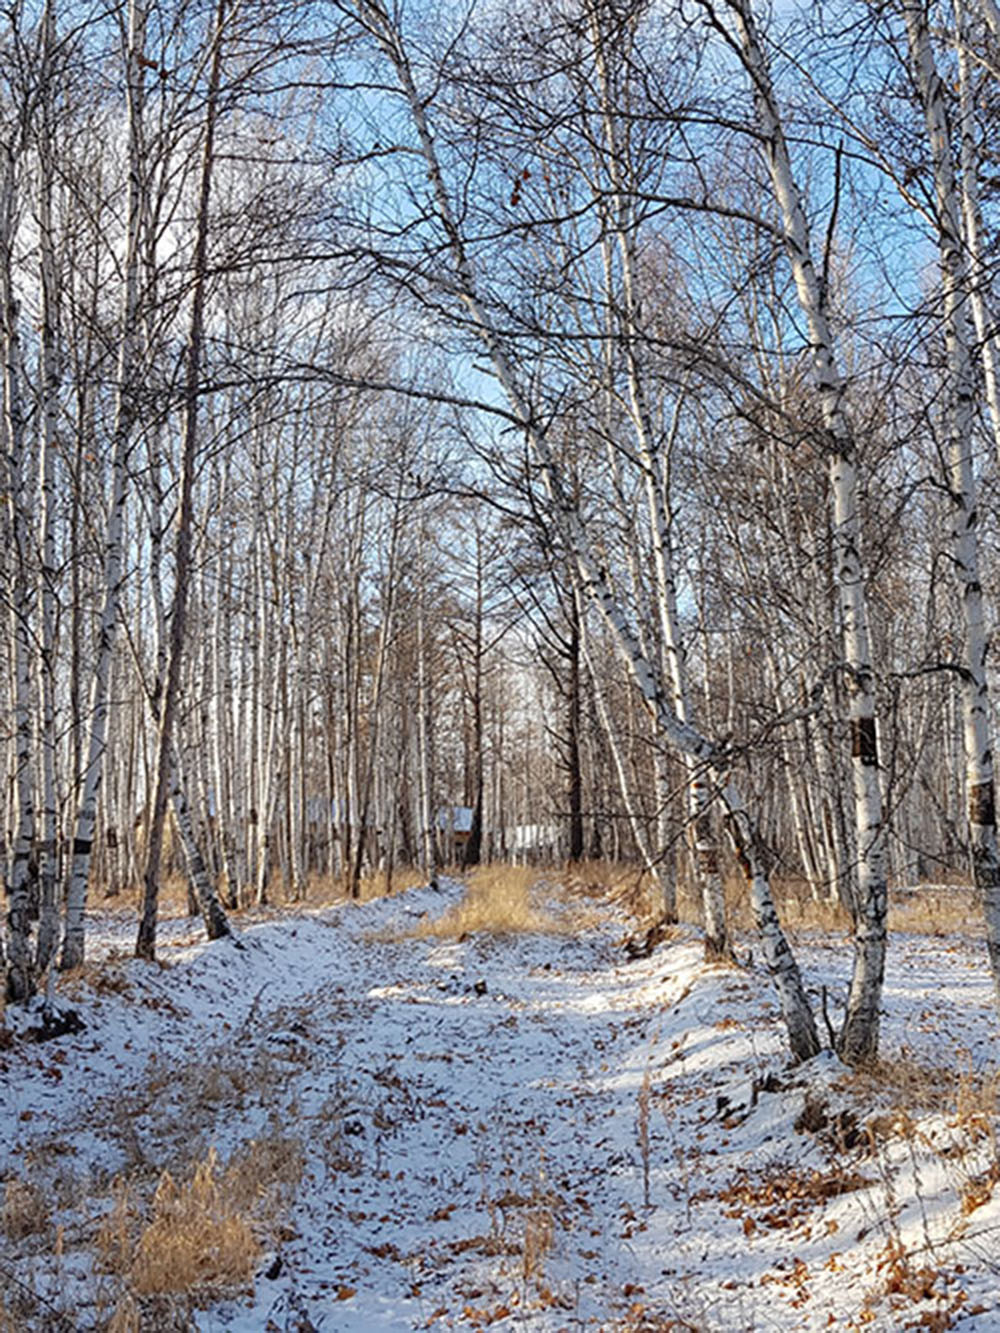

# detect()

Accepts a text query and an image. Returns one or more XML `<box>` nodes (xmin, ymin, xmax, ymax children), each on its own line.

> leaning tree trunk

<box><xmin>582</xmin><ymin>625</ymin><xmax>674</xmax><ymax>909</ymax></box>
<box><xmin>590</xmin><ymin>12</ymin><xmax>726</xmax><ymax>953</ymax></box>
<box><xmin>166</xmin><ymin>744</ymin><xmax>231</xmax><ymax>942</ymax></box>
<box><xmin>353</xmin><ymin>0</ymin><xmax>819</xmax><ymax>1062</ymax></box>
<box><xmin>905</xmin><ymin>0</ymin><xmax>1000</xmax><ymax>1007</ymax></box>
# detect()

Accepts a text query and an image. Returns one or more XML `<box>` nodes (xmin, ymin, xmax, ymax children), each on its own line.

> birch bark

<box><xmin>718</xmin><ymin>0</ymin><xmax>887</xmax><ymax>1064</ymax></box>
<box><xmin>582</xmin><ymin>623</ymin><xmax>670</xmax><ymax>899</ymax></box>
<box><xmin>1</xmin><ymin>141</ymin><xmax>35</xmax><ymax>1000</ymax></box>
<box><xmin>586</xmin><ymin>28</ymin><xmax>714</xmax><ymax>938</ymax></box>
<box><xmin>589</xmin><ymin>27</ymin><xmax>711</xmax><ymax>934</ymax></box>
<box><xmin>34</xmin><ymin>0</ymin><xmax>61</xmax><ymax>977</ymax></box>
<box><xmin>955</xmin><ymin>0</ymin><xmax>1000</xmax><ymax>466</ymax></box>
<box><xmin>904</xmin><ymin>0</ymin><xmax>1000</xmax><ymax>1007</ymax></box>
<box><xmin>416</xmin><ymin>538</ymin><xmax>438</xmax><ymax>888</ymax></box>
<box><xmin>136</xmin><ymin>0</ymin><xmax>226</xmax><ymax>959</ymax></box>
<box><xmin>60</xmin><ymin>0</ymin><xmax>147</xmax><ymax>970</ymax></box>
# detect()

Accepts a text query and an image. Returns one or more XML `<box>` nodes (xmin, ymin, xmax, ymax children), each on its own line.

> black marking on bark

<box><xmin>970</xmin><ymin>780</ymin><xmax>996</xmax><ymax>829</ymax></box>
<box><xmin>72</xmin><ymin>838</ymin><xmax>92</xmax><ymax>855</ymax></box>
<box><xmin>851</xmin><ymin>716</ymin><xmax>878</xmax><ymax>766</ymax></box>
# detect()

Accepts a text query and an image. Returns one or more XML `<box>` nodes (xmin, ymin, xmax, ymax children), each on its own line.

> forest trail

<box><xmin>1</xmin><ymin>880</ymin><xmax>999</xmax><ymax>1331</ymax></box>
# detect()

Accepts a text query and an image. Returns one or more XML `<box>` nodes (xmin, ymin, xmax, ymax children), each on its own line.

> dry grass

<box><xmin>59</xmin><ymin>957</ymin><xmax>134</xmax><ymax>1000</ymax></box>
<box><xmin>719</xmin><ymin>874</ymin><xmax>981</xmax><ymax>940</ymax></box>
<box><xmin>129</xmin><ymin>1151</ymin><xmax>258</xmax><ymax>1296</ymax></box>
<box><xmin>841</xmin><ymin>1048</ymin><xmax>1000</xmax><ymax>1127</ymax></box>
<box><xmin>406</xmin><ymin>865</ymin><xmax>587</xmax><ymax>939</ymax></box>
<box><xmin>105</xmin><ymin>863</ymin><xmax>429</xmax><ymax>921</ymax></box>
<box><xmin>888</xmin><ymin>885</ymin><xmax>981</xmax><ymax>937</ymax></box>
<box><xmin>95</xmin><ymin>1137</ymin><xmax>304</xmax><ymax>1303</ymax></box>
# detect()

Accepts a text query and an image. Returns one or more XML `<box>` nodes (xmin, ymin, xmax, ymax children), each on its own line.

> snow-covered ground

<box><xmin>2</xmin><ymin>880</ymin><xmax>999</xmax><ymax>1330</ymax></box>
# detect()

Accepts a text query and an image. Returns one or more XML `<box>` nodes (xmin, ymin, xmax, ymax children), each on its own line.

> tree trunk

<box><xmin>721</xmin><ymin>0</ymin><xmax>886</xmax><ymax>1065</ymax></box>
<box><xmin>905</xmin><ymin>0</ymin><xmax>1000</xmax><ymax>1008</ymax></box>
<box><xmin>137</xmin><ymin>0</ymin><xmax>226</xmax><ymax>959</ymax></box>
<box><xmin>1</xmin><ymin>143</ymin><xmax>35</xmax><ymax>999</ymax></box>
<box><xmin>61</xmin><ymin>0</ymin><xmax>147</xmax><ymax>971</ymax></box>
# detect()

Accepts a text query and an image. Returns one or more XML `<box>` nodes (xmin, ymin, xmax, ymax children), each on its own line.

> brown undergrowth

<box><xmin>394</xmin><ymin>865</ymin><xmax>598</xmax><ymax>940</ymax></box>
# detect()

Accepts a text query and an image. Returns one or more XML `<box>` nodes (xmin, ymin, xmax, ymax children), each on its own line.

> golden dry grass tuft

<box><xmin>413</xmin><ymin>865</ymin><xmax>548</xmax><ymax>937</ymax></box>
<box><xmin>94</xmin><ymin>1136</ymin><xmax>304</xmax><ymax>1304</ymax></box>
<box><xmin>405</xmin><ymin>865</ymin><xmax>594</xmax><ymax>939</ymax></box>
<box><xmin>129</xmin><ymin>1150</ymin><xmax>258</xmax><ymax>1296</ymax></box>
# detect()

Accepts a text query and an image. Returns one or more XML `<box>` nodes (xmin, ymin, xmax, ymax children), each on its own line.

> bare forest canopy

<box><xmin>4</xmin><ymin>0</ymin><xmax>1000</xmax><ymax>1063</ymax></box>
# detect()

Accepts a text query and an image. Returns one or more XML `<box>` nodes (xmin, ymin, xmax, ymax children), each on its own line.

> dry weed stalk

<box><xmin>637</xmin><ymin>1068</ymin><xmax>652</xmax><ymax>1209</ymax></box>
<box><xmin>521</xmin><ymin>1164</ymin><xmax>555</xmax><ymax>1285</ymax></box>
<box><xmin>95</xmin><ymin>1177</ymin><xmax>135</xmax><ymax>1275</ymax></box>
<box><xmin>92</xmin><ymin>1136</ymin><xmax>304</xmax><ymax>1305</ymax></box>
<box><xmin>106</xmin><ymin>1292</ymin><xmax>140</xmax><ymax>1333</ymax></box>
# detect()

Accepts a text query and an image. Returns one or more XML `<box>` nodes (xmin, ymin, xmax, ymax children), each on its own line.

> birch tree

<box><xmin>60</xmin><ymin>0</ymin><xmax>148</xmax><ymax>971</ymax></box>
<box><xmin>340</xmin><ymin>0</ymin><xmax>821</xmax><ymax>1062</ymax></box>
<box><xmin>1</xmin><ymin>116</ymin><xmax>34</xmax><ymax>1000</ymax></box>
<box><xmin>700</xmin><ymin>0</ymin><xmax>888</xmax><ymax>1064</ymax></box>
<box><xmin>902</xmin><ymin>0</ymin><xmax>1000</xmax><ymax>1005</ymax></box>
<box><xmin>135</xmin><ymin>0</ymin><xmax>230</xmax><ymax>959</ymax></box>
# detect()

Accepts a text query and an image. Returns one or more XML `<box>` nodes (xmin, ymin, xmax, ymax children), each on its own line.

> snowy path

<box><xmin>2</xmin><ymin>881</ymin><xmax>1000</xmax><ymax>1331</ymax></box>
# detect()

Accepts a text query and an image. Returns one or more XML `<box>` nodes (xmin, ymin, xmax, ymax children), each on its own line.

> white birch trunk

<box><xmin>1</xmin><ymin>147</ymin><xmax>35</xmax><ymax>999</ymax></box>
<box><xmin>583</xmin><ymin>627</ymin><xmax>673</xmax><ymax>906</ymax></box>
<box><xmin>905</xmin><ymin>0</ymin><xmax>1000</xmax><ymax>1007</ymax></box>
<box><xmin>955</xmin><ymin>0</ymin><xmax>1000</xmax><ymax>468</ymax></box>
<box><xmin>591</xmin><ymin>11</ymin><xmax>729</xmax><ymax>952</ymax></box>
<box><xmin>416</xmin><ymin>533</ymin><xmax>438</xmax><ymax>888</ymax></box>
<box><xmin>34</xmin><ymin>0</ymin><xmax>60</xmax><ymax>977</ymax></box>
<box><xmin>60</xmin><ymin>0</ymin><xmax>146</xmax><ymax>970</ymax></box>
<box><xmin>724</xmin><ymin>0</ymin><xmax>887</xmax><ymax>1065</ymax></box>
<box><xmin>978</xmin><ymin>0</ymin><xmax>1000</xmax><ymax>42</ymax></box>
<box><xmin>136</xmin><ymin>0</ymin><xmax>228</xmax><ymax>959</ymax></box>
<box><xmin>167</xmin><ymin>744</ymin><xmax>231</xmax><ymax>941</ymax></box>
<box><xmin>354</xmin><ymin>0</ymin><xmax>819</xmax><ymax>1061</ymax></box>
